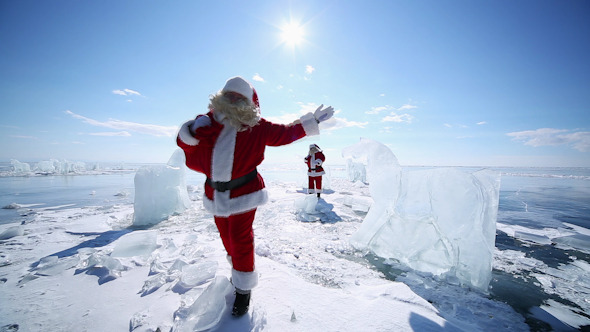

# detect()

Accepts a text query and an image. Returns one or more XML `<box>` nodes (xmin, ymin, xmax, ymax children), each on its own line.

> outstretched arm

<box><xmin>261</xmin><ymin>105</ymin><xmax>330</xmax><ymax>147</ymax></box>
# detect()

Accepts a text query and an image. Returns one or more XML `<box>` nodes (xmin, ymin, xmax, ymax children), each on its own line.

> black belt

<box><xmin>206</xmin><ymin>169</ymin><xmax>258</xmax><ymax>192</ymax></box>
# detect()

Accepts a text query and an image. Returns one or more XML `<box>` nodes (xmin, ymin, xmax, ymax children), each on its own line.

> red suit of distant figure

<box><xmin>305</xmin><ymin>144</ymin><xmax>325</xmax><ymax>196</ymax></box>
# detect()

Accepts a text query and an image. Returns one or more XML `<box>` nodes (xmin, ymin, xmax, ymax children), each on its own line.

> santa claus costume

<box><xmin>305</xmin><ymin>144</ymin><xmax>326</xmax><ymax>197</ymax></box>
<box><xmin>176</xmin><ymin>76</ymin><xmax>334</xmax><ymax>316</ymax></box>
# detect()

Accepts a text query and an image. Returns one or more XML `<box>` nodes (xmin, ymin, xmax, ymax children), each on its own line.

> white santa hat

<box><xmin>221</xmin><ymin>76</ymin><xmax>260</xmax><ymax>108</ymax></box>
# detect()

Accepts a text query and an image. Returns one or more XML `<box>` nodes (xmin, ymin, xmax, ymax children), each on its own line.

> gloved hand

<box><xmin>313</xmin><ymin>104</ymin><xmax>334</xmax><ymax>123</ymax></box>
<box><xmin>190</xmin><ymin>114</ymin><xmax>212</xmax><ymax>133</ymax></box>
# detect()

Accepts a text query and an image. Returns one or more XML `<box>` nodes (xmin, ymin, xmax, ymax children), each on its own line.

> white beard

<box><xmin>209</xmin><ymin>93</ymin><xmax>260</xmax><ymax>131</ymax></box>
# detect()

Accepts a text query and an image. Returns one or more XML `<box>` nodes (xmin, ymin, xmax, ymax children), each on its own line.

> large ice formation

<box><xmin>133</xmin><ymin>149</ymin><xmax>191</xmax><ymax>226</ymax></box>
<box><xmin>35</xmin><ymin>159</ymin><xmax>86</xmax><ymax>174</ymax></box>
<box><xmin>342</xmin><ymin>138</ymin><xmax>501</xmax><ymax>291</ymax></box>
<box><xmin>10</xmin><ymin>159</ymin><xmax>31</xmax><ymax>173</ymax></box>
<box><xmin>8</xmin><ymin>159</ymin><xmax>89</xmax><ymax>175</ymax></box>
<box><xmin>346</xmin><ymin>158</ymin><xmax>367</xmax><ymax>183</ymax></box>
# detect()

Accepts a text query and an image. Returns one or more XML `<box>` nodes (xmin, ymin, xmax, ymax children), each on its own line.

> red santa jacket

<box><xmin>305</xmin><ymin>151</ymin><xmax>325</xmax><ymax>177</ymax></box>
<box><xmin>177</xmin><ymin>110</ymin><xmax>319</xmax><ymax>217</ymax></box>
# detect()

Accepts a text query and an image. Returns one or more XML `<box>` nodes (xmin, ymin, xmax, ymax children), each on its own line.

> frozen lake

<box><xmin>1</xmin><ymin>162</ymin><xmax>589</xmax><ymax>330</ymax></box>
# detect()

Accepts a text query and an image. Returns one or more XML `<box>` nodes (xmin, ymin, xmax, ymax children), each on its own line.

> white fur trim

<box><xmin>300</xmin><ymin>112</ymin><xmax>320</xmax><ymax>136</ymax></box>
<box><xmin>178</xmin><ymin>120</ymin><xmax>199</xmax><ymax>146</ymax></box>
<box><xmin>232</xmin><ymin>268</ymin><xmax>258</xmax><ymax>291</ymax></box>
<box><xmin>211</xmin><ymin>122</ymin><xmax>236</xmax><ymax>182</ymax></box>
<box><xmin>203</xmin><ymin>189</ymin><xmax>268</xmax><ymax>217</ymax></box>
<box><xmin>308</xmin><ymin>170</ymin><xmax>325</xmax><ymax>176</ymax></box>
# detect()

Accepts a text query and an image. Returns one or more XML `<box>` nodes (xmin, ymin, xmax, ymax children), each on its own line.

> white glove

<box><xmin>190</xmin><ymin>115</ymin><xmax>211</xmax><ymax>132</ymax></box>
<box><xmin>313</xmin><ymin>104</ymin><xmax>334</xmax><ymax>123</ymax></box>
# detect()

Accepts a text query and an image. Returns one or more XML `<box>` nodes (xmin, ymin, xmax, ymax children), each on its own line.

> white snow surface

<box><xmin>0</xmin><ymin>173</ymin><xmax>532</xmax><ymax>331</ymax></box>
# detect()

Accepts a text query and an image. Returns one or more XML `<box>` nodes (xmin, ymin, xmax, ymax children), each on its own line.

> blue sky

<box><xmin>1</xmin><ymin>0</ymin><xmax>589</xmax><ymax>167</ymax></box>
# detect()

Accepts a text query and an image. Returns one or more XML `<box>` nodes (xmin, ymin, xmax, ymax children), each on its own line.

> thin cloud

<box><xmin>265</xmin><ymin>113</ymin><xmax>302</xmax><ymax>124</ymax></box>
<box><xmin>265</xmin><ymin>102</ymin><xmax>324</xmax><ymax>123</ymax></box>
<box><xmin>305</xmin><ymin>65</ymin><xmax>315</xmax><ymax>74</ymax></box>
<box><xmin>367</xmin><ymin>104</ymin><xmax>417</xmax><ymax>124</ymax></box>
<box><xmin>252</xmin><ymin>74</ymin><xmax>265</xmax><ymax>82</ymax></box>
<box><xmin>112</xmin><ymin>89</ymin><xmax>142</xmax><ymax>96</ymax></box>
<box><xmin>296</xmin><ymin>102</ymin><xmax>323</xmax><ymax>115</ymax></box>
<box><xmin>89</xmin><ymin>131</ymin><xmax>132</xmax><ymax>137</ymax></box>
<box><xmin>298</xmin><ymin>102</ymin><xmax>367</xmax><ymax>130</ymax></box>
<box><xmin>444</xmin><ymin>123</ymin><xmax>468</xmax><ymax>129</ymax></box>
<box><xmin>397</xmin><ymin>104</ymin><xmax>417</xmax><ymax>111</ymax></box>
<box><xmin>266</xmin><ymin>103</ymin><xmax>367</xmax><ymax>130</ymax></box>
<box><xmin>507</xmin><ymin>128</ymin><xmax>590</xmax><ymax>152</ymax></box>
<box><xmin>477</xmin><ymin>121</ymin><xmax>487</xmax><ymax>125</ymax></box>
<box><xmin>322</xmin><ymin>117</ymin><xmax>368</xmax><ymax>130</ymax></box>
<box><xmin>1</xmin><ymin>124</ymin><xmax>20</xmax><ymax>129</ymax></box>
<box><xmin>65</xmin><ymin>110</ymin><xmax>177</xmax><ymax>137</ymax></box>
<box><xmin>9</xmin><ymin>135</ymin><xmax>37</xmax><ymax>139</ymax></box>
<box><xmin>366</xmin><ymin>106</ymin><xmax>389</xmax><ymax>115</ymax></box>
<box><xmin>382</xmin><ymin>113</ymin><xmax>413</xmax><ymax>123</ymax></box>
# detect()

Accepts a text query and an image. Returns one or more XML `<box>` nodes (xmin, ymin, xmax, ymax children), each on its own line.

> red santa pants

<box><xmin>214</xmin><ymin>209</ymin><xmax>256</xmax><ymax>272</ymax></box>
<box><xmin>308</xmin><ymin>176</ymin><xmax>322</xmax><ymax>193</ymax></box>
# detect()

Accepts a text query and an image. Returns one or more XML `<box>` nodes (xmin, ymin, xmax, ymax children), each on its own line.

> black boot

<box><xmin>232</xmin><ymin>290</ymin><xmax>251</xmax><ymax>317</ymax></box>
<box><xmin>317</xmin><ymin>193</ymin><xmax>321</xmax><ymax>198</ymax></box>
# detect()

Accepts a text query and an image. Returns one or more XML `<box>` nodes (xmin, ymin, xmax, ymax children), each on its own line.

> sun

<box><xmin>280</xmin><ymin>22</ymin><xmax>304</xmax><ymax>46</ymax></box>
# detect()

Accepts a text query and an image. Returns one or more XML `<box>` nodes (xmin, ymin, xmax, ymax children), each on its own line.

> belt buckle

<box><xmin>215</xmin><ymin>181</ymin><xmax>228</xmax><ymax>192</ymax></box>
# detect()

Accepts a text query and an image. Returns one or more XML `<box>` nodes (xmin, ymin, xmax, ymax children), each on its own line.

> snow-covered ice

<box><xmin>293</xmin><ymin>195</ymin><xmax>341</xmax><ymax>223</ymax></box>
<box><xmin>111</xmin><ymin>230</ymin><xmax>158</xmax><ymax>258</ymax></box>
<box><xmin>0</xmin><ymin>199</ymin><xmax>478</xmax><ymax>331</ymax></box>
<box><xmin>173</xmin><ymin>276</ymin><xmax>233</xmax><ymax>332</ymax></box>
<box><xmin>0</xmin><ymin>225</ymin><xmax>24</xmax><ymax>240</ymax></box>
<box><xmin>0</xmin><ymin>170</ymin><xmax>532</xmax><ymax>331</ymax></box>
<box><xmin>1</xmin><ymin>144</ymin><xmax>589</xmax><ymax>331</ymax></box>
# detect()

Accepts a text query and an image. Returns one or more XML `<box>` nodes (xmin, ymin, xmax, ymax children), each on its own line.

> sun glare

<box><xmin>281</xmin><ymin>22</ymin><xmax>304</xmax><ymax>46</ymax></box>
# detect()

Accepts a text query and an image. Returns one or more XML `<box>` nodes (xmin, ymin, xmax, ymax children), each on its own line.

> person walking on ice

<box><xmin>305</xmin><ymin>144</ymin><xmax>325</xmax><ymax>198</ymax></box>
<box><xmin>176</xmin><ymin>76</ymin><xmax>334</xmax><ymax>317</ymax></box>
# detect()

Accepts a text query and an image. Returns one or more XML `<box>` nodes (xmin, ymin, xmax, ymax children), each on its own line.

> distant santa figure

<box><xmin>305</xmin><ymin>144</ymin><xmax>325</xmax><ymax>198</ymax></box>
